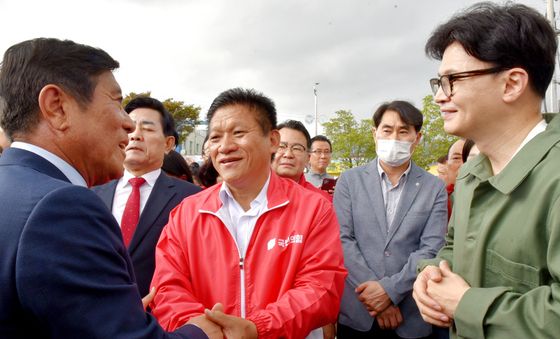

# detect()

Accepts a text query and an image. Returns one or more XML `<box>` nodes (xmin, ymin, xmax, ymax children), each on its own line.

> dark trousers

<box><xmin>337</xmin><ymin>322</ymin><xmax>440</xmax><ymax>339</ymax></box>
<box><xmin>431</xmin><ymin>326</ymin><xmax>450</xmax><ymax>339</ymax></box>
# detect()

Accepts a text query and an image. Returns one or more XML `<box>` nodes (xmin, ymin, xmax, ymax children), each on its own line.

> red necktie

<box><xmin>121</xmin><ymin>177</ymin><xmax>146</xmax><ymax>247</ymax></box>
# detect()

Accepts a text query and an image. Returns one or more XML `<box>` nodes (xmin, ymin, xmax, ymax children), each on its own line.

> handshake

<box><xmin>143</xmin><ymin>289</ymin><xmax>257</xmax><ymax>339</ymax></box>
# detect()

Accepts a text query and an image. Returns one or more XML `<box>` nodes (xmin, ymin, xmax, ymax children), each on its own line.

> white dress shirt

<box><xmin>11</xmin><ymin>141</ymin><xmax>87</xmax><ymax>187</ymax></box>
<box><xmin>217</xmin><ymin>175</ymin><xmax>270</xmax><ymax>258</ymax></box>
<box><xmin>112</xmin><ymin>168</ymin><xmax>161</xmax><ymax>227</ymax></box>
<box><xmin>216</xmin><ymin>175</ymin><xmax>324</xmax><ymax>339</ymax></box>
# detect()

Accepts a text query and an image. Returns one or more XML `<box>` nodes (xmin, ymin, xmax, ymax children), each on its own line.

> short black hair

<box><xmin>373</xmin><ymin>100</ymin><xmax>423</xmax><ymax>132</ymax></box>
<box><xmin>425</xmin><ymin>2</ymin><xmax>557</xmax><ymax>97</ymax></box>
<box><xmin>206</xmin><ymin>88</ymin><xmax>277</xmax><ymax>134</ymax></box>
<box><xmin>310</xmin><ymin>135</ymin><xmax>332</xmax><ymax>152</ymax></box>
<box><xmin>0</xmin><ymin>38</ymin><xmax>119</xmax><ymax>139</ymax></box>
<box><xmin>124</xmin><ymin>96</ymin><xmax>176</xmax><ymax>139</ymax></box>
<box><xmin>277</xmin><ymin>120</ymin><xmax>311</xmax><ymax>149</ymax></box>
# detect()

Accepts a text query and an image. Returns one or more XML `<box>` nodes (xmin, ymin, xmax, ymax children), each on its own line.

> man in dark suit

<box><xmin>335</xmin><ymin>100</ymin><xmax>447</xmax><ymax>338</ymax></box>
<box><xmin>93</xmin><ymin>96</ymin><xmax>201</xmax><ymax>296</ymax></box>
<box><xmin>0</xmin><ymin>38</ymin><xmax>218</xmax><ymax>338</ymax></box>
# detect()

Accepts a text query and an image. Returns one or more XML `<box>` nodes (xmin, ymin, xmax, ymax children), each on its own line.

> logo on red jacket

<box><xmin>267</xmin><ymin>234</ymin><xmax>304</xmax><ymax>250</ymax></box>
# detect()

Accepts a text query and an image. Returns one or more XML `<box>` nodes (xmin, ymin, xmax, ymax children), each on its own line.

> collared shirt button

<box><xmin>384</xmin><ymin>251</ymin><xmax>391</xmax><ymax>257</ymax></box>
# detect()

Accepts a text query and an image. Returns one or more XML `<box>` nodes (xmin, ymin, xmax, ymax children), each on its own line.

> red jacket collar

<box><xmin>199</xmin><ymin>171</ymin><xmax>290</xmax><ymax>213</ymax></box>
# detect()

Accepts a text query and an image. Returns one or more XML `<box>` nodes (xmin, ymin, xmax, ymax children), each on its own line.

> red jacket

<box><xmin>151</xmin><ymin>172</ymin><xmax>346</xmax><ymax>338</ymax></box>
<box><xmin>446</xmin><ymin>183</ymin><xmax>454</xmax><ymax>222</ymax></box>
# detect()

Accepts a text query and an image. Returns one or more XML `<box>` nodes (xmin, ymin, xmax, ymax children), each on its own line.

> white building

<box><xmin>179</xmin><ymin>122</ymin><xmax>208</xmax><ymax>163</ymax></box>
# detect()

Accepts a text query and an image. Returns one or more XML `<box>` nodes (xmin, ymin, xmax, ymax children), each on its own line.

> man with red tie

<box><xmin>93</xmin><ymin>96</ymin><xmax>200</xmax><ymax>296</ymax></box>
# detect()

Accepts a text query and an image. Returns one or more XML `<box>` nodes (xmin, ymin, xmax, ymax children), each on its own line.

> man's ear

<box><xmin>503</xmin><ymin>68</ymin><xmax>529</xmax><ymax>103</ymax></box>
<box><xmin>164</xmin><ymin>135</ymin><xmax>176</xmax><ymax>154</ymax></box>
<box><xmin>38</xmin><ymin>84</ymin><xmax>72</xmax><ymax>132</ymax></box>
<box><xmin>269</xmin><ymin>129</ymin><xmax>281</xmax><ymax>150</ymax></box>
<box><xmin>414</xmin><ymin>132</ymin><xmax>422</xmax><ymax>146</ymax></box>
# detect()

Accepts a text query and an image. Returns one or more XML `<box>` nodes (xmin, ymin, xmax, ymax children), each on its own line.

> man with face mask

<box><xmin>334</xmin><ymin>100</ymin><xmax>447</xmax><ymax>338</ymax></box>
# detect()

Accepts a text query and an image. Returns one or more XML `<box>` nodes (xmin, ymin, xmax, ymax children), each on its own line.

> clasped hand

<box><xmin>355</xmin><ymin>280</ymin><xmax>392</xmax><ymax>316</ymax></box>
<box><xmin>412</xmin><ymin>260</ymin><xmax>470</xmax><ymax>328</ymax></box>
<box><xmin>355</xmin><ymin>280</ymin><xmax>403</xmax><ymax>329</ymax></box>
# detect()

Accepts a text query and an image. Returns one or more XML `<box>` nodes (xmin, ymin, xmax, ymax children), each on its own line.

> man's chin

<box><xmin>443</xmin><ymin>125</ymin><xmax>465</xmax><ymax>138</ymax></box>
<box><xmin>277</xmin><ymin>169</ymin><xmax>297</xmax><ymax>178</ymax></box>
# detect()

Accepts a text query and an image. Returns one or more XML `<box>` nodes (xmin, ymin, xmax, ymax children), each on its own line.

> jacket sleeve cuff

<box><xmin>418</xmin><ymin>258</ymin><xmax>442</xmax><ymax>274</ymax></box>
<box><xmin>176</xmin><ymin>324</ymin><xmax>209</xmax><ymax>339</ymax></box>
<box><xmin>247</xmin><ymin>311</ymin><xmax>271</xmax><ymax>339</ymax></box>
<box><xmin>454</xmin><ymin>286</ymin><xmax>510</xmax><ymax>339</ymax></box>
<box><xmin>378</xmin><ymin>277</ymin><xmax>403</xmax><ymax>305</ymax></box>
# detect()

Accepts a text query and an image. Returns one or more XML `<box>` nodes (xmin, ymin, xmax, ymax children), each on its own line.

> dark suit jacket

<box><xmin>0</xmin><ymin>148</ymin><xmax>205</xmax><ymax>339</ymax></box>
<box><xmin>93</xmin><ymin>171</ymin><xmax>201</xmax><ymax>296</ymax></box>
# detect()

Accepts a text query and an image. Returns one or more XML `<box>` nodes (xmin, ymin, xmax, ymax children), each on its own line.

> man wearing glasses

<box><xmin>305</xmin><ymin>135</ymin><xmax>334</xmax><ymax>188</ymax></box>
<box><xmin>413</xmin><ymin>3</ymin><xmax>560</xmax><ymax>338</ymax></box>
<box><xmin>272</xmin><ymin>120</ymin><xmax>331</xmax><ymax>202</ymax></box>
<box><xmin>271</xmin><ymin>119</ymin><xmax>333</xmax><ymax>338</ymax></box>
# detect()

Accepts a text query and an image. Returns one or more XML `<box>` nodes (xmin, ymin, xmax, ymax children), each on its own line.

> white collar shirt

<box><xmin>217</xmin><ymin>174</ymin><xmax>270</xmax><ymax>258</ymax></box>
<box><xmin>11</xmin><ymin>141</ymin><xmax>87</xmax><ymax>187</ymax></box>
<box><xmin>112</xmin><ymin>168</ymin><xmax>161</xmax><ymax>227</ymax></box>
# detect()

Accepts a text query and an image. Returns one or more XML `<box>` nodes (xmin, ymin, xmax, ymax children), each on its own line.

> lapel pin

<box><xmin>416</xmin><ymin>182</ymin><xmax>419</xmax><ymax>186</ymax></box>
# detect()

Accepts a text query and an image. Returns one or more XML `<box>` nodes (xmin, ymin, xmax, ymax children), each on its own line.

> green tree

<box><xmin>412</xmin><ymin>95</ymin><xmax>457</xmax><ymax>169</ymax></box>
<box><xmin>122</xmin><ymin>91</ymin><xmax>201</xmax><ymax>144</ymax></box>
<box><xmin>322</xmin><ymin>110</ymin><xmax>376</xmax><ymax>170</ymax></box>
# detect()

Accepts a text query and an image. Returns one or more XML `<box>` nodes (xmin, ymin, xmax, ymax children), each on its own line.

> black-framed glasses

<box><xmin>277</xmin><ymin>142</ymin><xmax>307</xmax><ymax>155</ymax></box>
<box><xmin>430</xmin><ymin>66</ymin><xmax>508</xmax><ymax>97</ymax></box>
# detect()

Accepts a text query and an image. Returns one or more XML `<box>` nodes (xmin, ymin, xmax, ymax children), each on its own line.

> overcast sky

<box><xmin>0</xmin><ymin>0</ymin><xmax>549</xmax><ymax>134</ymax></box>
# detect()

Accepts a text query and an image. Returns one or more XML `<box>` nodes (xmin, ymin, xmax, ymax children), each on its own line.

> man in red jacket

<box><xmin>271</xmin><ymin>120</ymin><xmax>331</xmax><ymax>202</ymax></box>
<box><xmin>150</xmin><ymin>88</ymin><xmax>347</xmax><ymax>339</ymax></box>
<box><xmin>271</xmin><ymin>119</ymin><xmax>333</xmax><ymax>338</ymax></box>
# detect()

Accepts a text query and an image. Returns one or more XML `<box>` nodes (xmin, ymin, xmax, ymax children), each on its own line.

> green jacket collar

<box><xmin>459</xmin><ymin>114</ymin><xmax>560</xmax><ymax>194</ymax></box>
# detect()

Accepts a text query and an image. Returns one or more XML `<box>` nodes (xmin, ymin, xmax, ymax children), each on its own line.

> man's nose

<box><xmin>434</xmin><ymin>85</ymin><xmax>449</xmax><ymax>105</ymax></box>
<box><xmin>122</xmin><ymin>111</ymin><xmax>134</xmax><ymax>134</ymax></box>
<box><xmin>283</xmin><ymin>148</ymin><xmax>295</xmax><ymax>157</ymax></box>
<box><xmin>128</xmin><ymin>123</ymin><xmax>143</xmax><ymax>141</ymax></box>
<box><xmin>217</xmin><ymin>134</ymin><xmax>236</xmax><ymax>153</ymax></box>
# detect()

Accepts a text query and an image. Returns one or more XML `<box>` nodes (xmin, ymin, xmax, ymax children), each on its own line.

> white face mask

<box><xmin>376</xmin><ymin>139</ymin><xmax>413</xmax><ymax>167</ymax></box>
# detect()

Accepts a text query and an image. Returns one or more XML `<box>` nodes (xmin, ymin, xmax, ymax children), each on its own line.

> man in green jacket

<box><xmin>412</xmin><ymin>2</ymin><xmax>560</xmax><ymax>338</ymax></box>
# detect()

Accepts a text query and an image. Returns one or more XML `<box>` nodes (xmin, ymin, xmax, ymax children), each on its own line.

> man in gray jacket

<box><xmin>334</xmin><ymin>100</ymin><xmax>447</xmax><ymax>338</ymax></box>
